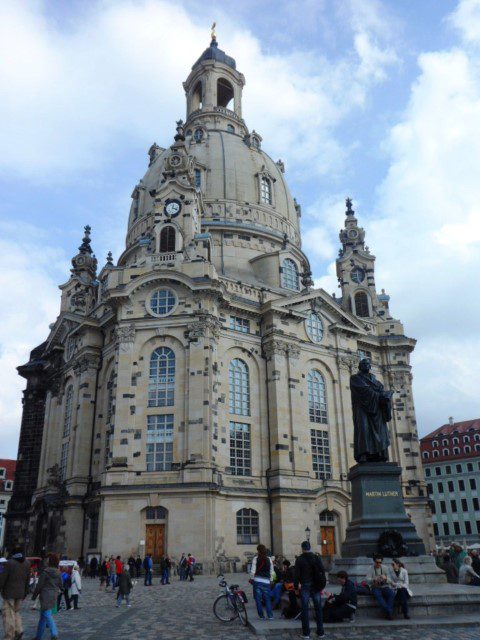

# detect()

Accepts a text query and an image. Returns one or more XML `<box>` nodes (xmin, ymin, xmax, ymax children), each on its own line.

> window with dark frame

<box><xmin>310</xmin><ymin>429</ymin><xmax>331</xmax><ymax>480</ymax></box>
<box><xmin>229</xmin><ymin>422</ymin><xmax>251</xmax><ymax>476</ymax></box>
<box><xmin>160</xmin><ymin>226</ymin><xmax>176</xmax><ymax>252</ymax></box>
<box><xmin>236</xmin><ymin>508</ymin><xmax>259</xmax><ymax>544</ymax></box>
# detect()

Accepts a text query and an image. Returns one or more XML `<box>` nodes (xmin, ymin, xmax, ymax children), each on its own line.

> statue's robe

<box><xmin>350</xmin><ymin>371</ymin><xmax>392</xmax><ymax>462</ymax></box>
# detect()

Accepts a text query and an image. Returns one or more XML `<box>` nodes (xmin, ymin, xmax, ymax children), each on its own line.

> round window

<box><xmin>194</xmin><ymin>128</ymin><xmax>204</xmax><ymax>142</ymax></box>
<box><xmin>351</xmin><ymin>267</ymin><xmax>366</xmax><ymax>283</ymax></box>
<box><xmin>149</xmin><ymin>289</ymin><xmax>176</xmax><ymax>316</ymax></box>
<box><xmin>306</xmin><ymin>312</ymin><xmax>324</xmax><ymax>343</ymax></box>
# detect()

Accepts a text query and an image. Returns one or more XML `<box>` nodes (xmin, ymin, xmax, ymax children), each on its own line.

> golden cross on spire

<box><xmin>211</xmin><ymin>22</ymin><xmax>217</xmax><ymax>42</ymax></box>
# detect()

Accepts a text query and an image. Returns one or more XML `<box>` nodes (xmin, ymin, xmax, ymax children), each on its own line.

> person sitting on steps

<box><xmin>366</xmin><ymin>554</ymin><xmax>395</xmax><ymax>620</ymax></box>
<box><xmin>387</xmin><ymin>559</ymin><xmax>412</xmax><ymax>619</ymax></box>
<box><xmin>323</xmin><ymin>570</ymin><xmax>357</xmax><ymax>622</ymax></box>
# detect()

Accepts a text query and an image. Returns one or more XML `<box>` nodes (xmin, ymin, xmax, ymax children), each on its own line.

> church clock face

<box><xmin>164</xmin><ymin>199</ymin><xmax>182</xmax><ymax>218</ymax></box>
<box><xmin>351</xmin><ymin>266</ymin><xmax>365</xmax><ymax>283</ymax></box>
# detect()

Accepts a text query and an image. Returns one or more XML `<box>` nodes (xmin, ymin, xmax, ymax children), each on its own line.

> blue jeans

<box><xmin>144</xmin><ymin>569</ymin><xmax>152</xmax><ymax>585</ymax></box>
<box><xmin>271</xmin><ymin>582</ymin><xmax>284</xmax><ymax>606</ymax></box>
<box><xmin>36</xmin><ymin>609</ymin><xmax>58</xmax><ymax>639</ymax></box>
<box><xmin>161</xmin><ymin>568</ymin><xmax>170</xmax><ymax>584</ymax></box>
<box><xmin>372</xmin><ymin>586</ymin><xmax>395</xmax><ymax>615</ymax></box>
<box><xmin>253</xmin><ymin>580</ymin><xmax>273</xmax><ymax>619</ymax></box>
<box><xmin>116</xmin><ymin>593</ymin><xmax>130</xmax><ymax>606</ymax></box>
<box><xmin>300</xmin><ymin>582</ymin><xmax>323</xmax><ymax>637</ymax></box>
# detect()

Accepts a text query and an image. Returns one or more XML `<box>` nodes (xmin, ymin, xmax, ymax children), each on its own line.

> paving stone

<box><xmin>7</xmin><ymin>574</ymin><xmax>480</xmax><ymax>640</ymax></box>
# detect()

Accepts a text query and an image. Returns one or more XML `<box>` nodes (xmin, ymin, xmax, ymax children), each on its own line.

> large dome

<box><xmin>132</xmin><ymin>129</ymin><xmax>300</xmax><ymax>246</ymax></box>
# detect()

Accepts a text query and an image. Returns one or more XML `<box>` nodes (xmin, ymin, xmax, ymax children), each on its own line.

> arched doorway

<box><xmin>144</xmin><ymin>506</ymin><xmax>167</xmax><ymax>562</ymax></box>
<box><xmin>319</xmin><ymin>510</ymin><xmax>337</xmax><ymax>556</ymax></box>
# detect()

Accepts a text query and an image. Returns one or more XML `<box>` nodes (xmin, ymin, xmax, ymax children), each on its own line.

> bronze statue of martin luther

<box><xmin>351</xmin><ymin>358</ymin><xmax>394</xmax><ymax>463</ymax></box>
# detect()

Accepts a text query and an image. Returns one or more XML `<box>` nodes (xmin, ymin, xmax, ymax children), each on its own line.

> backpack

<box><xmin>310</xmin><ymin>555</ymin><xmax>326</xmax><ymax>592</ymax></box>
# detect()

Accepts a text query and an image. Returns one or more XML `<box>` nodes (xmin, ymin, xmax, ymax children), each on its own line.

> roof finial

<box><xmin>345</xmin><ymin>197</ymin><xmax>355</xmax><ymax>216</ymax></box>
<box><xmin>79</xmin><ymin>225</ymin><xmax>93</xmax><ymax>254</ymax></box>
<box><xmin>106</xmin><ymin>251</ymin><xmax>113</xmax><ymax>266</ymax></box>
<box><xmin>211</xmin><ymin>21</ymin><xmax>217</xmax><ymax>44</ymax></box>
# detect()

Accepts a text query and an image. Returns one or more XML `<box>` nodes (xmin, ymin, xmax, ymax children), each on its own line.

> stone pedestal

<box><xmin>342</xmin><ymin>462</ymin><xmax>425</xmax><ymax>557</ymax></box>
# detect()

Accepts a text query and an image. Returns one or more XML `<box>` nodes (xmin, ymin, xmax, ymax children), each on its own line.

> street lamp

<box><xmin>305</xmin><ymin>526</ymin><xmax>311</xmax><ymax>541</ymax></box>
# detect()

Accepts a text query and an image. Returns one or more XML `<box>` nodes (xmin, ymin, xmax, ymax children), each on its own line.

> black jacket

<box><xmin>0</xmin><ymin>557</ymin><xmax>31</xmax><ymax>600</ymax></box>
<box><xmin>294</xmin><ymin>552</ymin><xmax>324</xmax><ymax>588</ymax></box>
<box><xmin>333</xmin><ymin>579</ymin><xmax>357</xmax><ymax>608</ymax></box>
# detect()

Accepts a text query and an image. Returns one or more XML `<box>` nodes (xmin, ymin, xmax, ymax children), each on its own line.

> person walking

<box><xmin>69</xmin><ymin>564</ymin><xmax>82</xmax><ymax>610</ymax></box>
<box><xmin>127</xmin><ymin>556</ymin><xmax>136</xmax><ymax>580</ymax></box>
<box><xmin>31</xmin><ymin>552</ymin><xmax>63</xmax><ymax>640</ymax></box>
<box><xmin>0</xmin><ymin>548</ymin><xmax>31</xmax><ymax>640</ymax></box>
<box><xmin>186</xmin><ymin>554</ymin><xmax>196</xmax><ymax>582</ymax></box>
<box><xmin>143</xmin><ymin>554</ymin><xmax>153</xmax><ymax>586</ymax></box>
<box><xmin>89</xmin><ymin>556</ymin><xmax>98</xmax><ymax>579</ymax></box>
<box><xmin>107</xmin><ymin>556</ymin><xmax>116</xmax><ymax>591</ymax></box>
<box><xmin>116</xmin><ymin>564</ymin><xmax>133</xmax><ymax>607</ymax></box>
<box><xmin>161</xmin><ymin>555</ymin><xmax>171</xmax><ymax>585</ymax></box>
<box><xmin>135</xmin><ymin>556</ymin><xmax>142</xmax><ymax>579</ymax></box>
<box><xmin>178</xmin><ymin>553</ymin><xmax>187</xmax><ymax>581</ymax></box>
<box><xmin>294</xmin><ymin>540</ymin><xmax>326</xmax><ymax>640</ymax></box>
<box><xmin>388</xmin><ymin>559</ymin><xmax>412</xmax><ymax>619</ymax></box>
<box><xmin>366</xmin><ymin>554</ymin><xmax>395</xmax><ymax>619</ymax></box>
<box><xmin>56</xmin><ymin>567</ymin><xmax>72</xmax><ymax>611</ymax></box>
<box><xmin>250</xmin><ymin>544</ymin><xmax>275</xmax><ymax>620</ymax></box>
<box><xmin>114</xmin><ymin>556</ymin><xmax>123</xmax><ymax>589</ymax></box>
<box><xmin>99</xmin><ymin>558</ymin><xmax>108</xmax><ymax>591</ymax></box>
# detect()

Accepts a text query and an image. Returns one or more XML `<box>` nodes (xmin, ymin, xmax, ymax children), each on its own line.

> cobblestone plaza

<box><xmin>11</xmin><ymin>575</ymin><xmax>480</xmax><ymax>640</ymax></box>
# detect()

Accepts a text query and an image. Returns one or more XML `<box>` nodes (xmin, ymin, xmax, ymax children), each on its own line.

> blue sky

<box><xmin>1</xmin><ymin>0</ymin><xmax>480</xmax><ymax>457</ymax></box>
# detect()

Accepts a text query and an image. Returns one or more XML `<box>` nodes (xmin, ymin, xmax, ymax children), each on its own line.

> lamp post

<box><xmin>305</xmin><ymin>526</ymin><xmax>311</xmax><ymax>542</ymax></box>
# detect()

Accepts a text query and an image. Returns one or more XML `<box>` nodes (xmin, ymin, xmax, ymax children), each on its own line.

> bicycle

<box><xmin>213</xmin><ymin>574</ymin><xmax>248</xmax><ymax>626</ymax></box>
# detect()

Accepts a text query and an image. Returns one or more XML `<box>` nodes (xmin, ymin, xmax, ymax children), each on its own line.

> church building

<box><xmin>6</xmin><ymin>34</ymin><xmax>433</xmax><ymax>567</ymax></box>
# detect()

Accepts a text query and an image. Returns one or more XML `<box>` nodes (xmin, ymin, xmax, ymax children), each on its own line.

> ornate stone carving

<box><xmin>337</xmin><ymin>354</ymin><xmax>358</xmax><ymax>373</ymax></box>
<box><xmin>287</xmin><ymin>343</ymin><xmax>301</xmax><ymax>360</ymax></box>
<box><xmin>115</xmin><ymin>324</ymin><xmax>136</xmax><ymax>344</ymax></box>
<box><xmin>186</xmin><ymin>314</ymin><xmax>221</xmax><ymax>341</ymax></box>
<box><xmin>73</xmin><ymin>354</ymin><xmax>101</xmax><ymax>374</ymax></box>
<box><xmin>263</xmin><ymin>340</ymin><xmax>288</xmax><ymax>358</ymax></box>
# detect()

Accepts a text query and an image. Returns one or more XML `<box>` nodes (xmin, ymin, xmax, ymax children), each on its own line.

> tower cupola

<box><xmin>183</xmin><ymin>25</ymin><xmax>246</xmax><ymax>134</ymax></box>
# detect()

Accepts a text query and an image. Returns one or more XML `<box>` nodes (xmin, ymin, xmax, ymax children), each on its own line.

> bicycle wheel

<box><xmin>213</xmin><ymin>594</ymin><xmax>238</xmax><ymax>622</ymax></box>
<box><xmin>235</xmin><ymin>594</ymin><xmax>248</xmax><ymax>626</ymax></box>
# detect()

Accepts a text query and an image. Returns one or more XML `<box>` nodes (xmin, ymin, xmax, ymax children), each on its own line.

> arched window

<box><xmin>475</xmin><ymin>444</ymin><xmax>480</xmax><ymax>452</ymax></box>
<box><xmin>282</xmin><ymin>259</ymin><xmax>299</xmax><ymax>291</ymax></box>
<box><xmin>260</xmin><ymin>176</ymin><xmax>272</xmax><ymax>204</ymax></box>
<box><xmin>194</xmin><ymin>128</ymin><xmax>204</xmax><ymax>143</ymax></box>
<box><xmin>236</xmin><ymin>508</ymin><xmax>259</xmax><ymax>544</ymax></box>
<box><xmin>319</xmin><ymin>510</ymin><xmax>335</xmax><ymax>523</ymax></box>
<box><xmin>464</xmin><ymin>435</ymin><xmax>470</xmax><ymax>443</ymax></box>
<box><xmin>217</xmin><ymin>78</ymin><xmax>234</xmax><ymax>108</ymax></box>
<box><xmin>453</xmin><ymin>437</ymin><xmax>459</xmax><ymax>445</ymax></box>
<box><xmin>191</xmin><ymin>81</ymin><xmax>202</xmax><ymax>110</ymax></box>
<box><xmin>465</xmin><ymin>445</ymin><xmax>471</xmax><ymax>453</ymax></box>
<box><xmin>229</xmin><ymin>359</ymin><xmax>250</xmax><ymax>416</ymax></box>
<box><xmin>160</xmin><ymin>226</ymin><xmax>176</xmax><ymax>253</ymax></box>
<box><xmin>63</xmin><ymin>386</ymin><xmax>74</xmax><ymax>438</ymax></box>
<box><xmin>443</xmin><ymin>449</ymin><xmax>449</xmax><ymax>456</ymax></box>
<box><xmin>354</xmin><ymin>291</ymin><xmax>370</xmax><ymax>317</ymax></box>
<box><xmin>227</xmin><ymin>124</ymin><xmax>235</xmax><ymax>133</ymax></box>
<box><xmin>432</xmin><ymin>441</ymin><xmax>438</xmax><ymax>447</ymax></box>
<box><xmin>423</xmin><ymin>451</ymin><xmax>430</xmax><ymax>459</ymax></box>
<box><xmin>308</xmin><ymin>370</ymin><xmax>327</xmax><ymax>424</ymax></box>
<box><xmin>149</xmin><ymin>348</ymin><xmax>175</xmax><ymax>407</ymax></box>
<box><xmin>442</xmin><ymin>439</ymin><xmax>449</xmax><ymax>446</ymax></box>
<box><xmin>146</xmin><ymin>506</ymin><xmax>167</xmax><ymax>520</ymax></box>
<box><xmin>453</xmin><ymin>447</ymin><xmax>460</xmax><ymax>455</ymax></box>
<box><xmin>475</xmin><ymin>434</ymin><xmax>480</xmax><ymax>442</ymax></box>
<box><xmin>433</xmin><ymin>450</ymin><xmax>439</xmax><ymax>458</ymax></box>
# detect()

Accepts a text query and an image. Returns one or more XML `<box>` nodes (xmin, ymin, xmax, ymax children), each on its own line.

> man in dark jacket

<box><xmin>294</xmin><ymin>541</ymin><xmax>325</xmax><ymax>640</ymax></box>
<box><xmin>0</xmin><ymin>549</ymin><xmax>31</xmax><ymax>640</ymax></box>
<box><xmin>323</xmin><ymin>571</ymin><xmax>357</xmax><ymax>622</ymax></box>
<box><xmin>116</xmin><ymin>565</ymin><xmax>133</xmax><ymax>607</ymax></box>
<box><xmin>442</xmin><ymin>555</ymin><xmax>459</xmax><ymax>584</ymax></box>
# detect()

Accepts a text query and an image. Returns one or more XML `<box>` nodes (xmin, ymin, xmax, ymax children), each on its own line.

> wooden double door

<box><xmin>145</xmin><ymin>524</ymin><xmax>165</xmax><ymax>561</ymax></box>
<box><xmin>320</xmin><ymin>525</ymin><xmax>336</xmax><ymax>556</ymax></box>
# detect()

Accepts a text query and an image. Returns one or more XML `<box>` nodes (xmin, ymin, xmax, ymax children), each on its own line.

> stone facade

<box><xmin>7</xmin><ymin>36</ymin><xmax>432</xmax><ymax>567</ymax></box>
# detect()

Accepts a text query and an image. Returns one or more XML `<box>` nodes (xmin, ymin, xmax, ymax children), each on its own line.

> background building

<box><xmin>7</xmin><ymin>36</ymin><xmax>431</xmax><ymax>568</ymax></box>
<box><xmin>0</xmin><ymin>460</ymin><xmax>16</xmax><ymax>549</ymax></box>
<box><xmin>421</xmin><ymin>418</ymin><xmax>480</xmax><ymax>545</ymax></box>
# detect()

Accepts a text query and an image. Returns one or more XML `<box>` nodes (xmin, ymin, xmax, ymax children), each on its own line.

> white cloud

<box><xmin>365</xmin><ymin>9</ymin><xmax>480</xmax><ymax>435</ymax></box>
<box><xmin>0</xmin><ymin>0</ymin><xmax>398</xmax><ymax>183</ymax></box>
<box><xmin>0</xmin><ymin>223</ymin><xmax>66</xmax><ymax>457</ymax></box>
<box><xmin>449</xmin><ymin>0</ymin><xmax>480</xmax><ymax>45</ymax></box>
